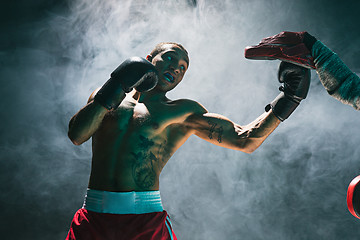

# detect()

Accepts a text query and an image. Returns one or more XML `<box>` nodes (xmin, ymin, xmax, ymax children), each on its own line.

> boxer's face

<box><xmin>147</xmin><ymin>44</ymin><xmax>189</xmax><ymax>92</ymax></box>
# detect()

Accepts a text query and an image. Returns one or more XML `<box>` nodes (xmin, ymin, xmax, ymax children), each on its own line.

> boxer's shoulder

<box><xmin>87</xmin><ymin>87</ymin><xmax>101</xmax><ymax>103</ymax></box>
<box><xmin>154</xmin><ymin>98</ymin><xmax>207</xmax><ymax>123</ymax></box>
<box><xmin>167</xmin><ymin>98</ymin><xmax>207</xmax><ymax>114</ymax></box>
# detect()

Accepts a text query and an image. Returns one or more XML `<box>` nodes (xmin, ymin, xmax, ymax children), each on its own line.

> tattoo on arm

<box><xmin>217</xmin><ymin>126</ymin><xmax>223</xmax><ymax>143</ymax></box>
<box><xmin>207</xmin><ymin>120</ymin><xmax>223</xmax><ymax>143</ymax></box>
<box><xmin>208</xmin><ymin>121</ymin><xmax>216</xmax><ymax>139</ymax></box>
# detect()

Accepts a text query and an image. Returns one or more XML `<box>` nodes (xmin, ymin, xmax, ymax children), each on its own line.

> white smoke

<box><xmin>1</xmin><ymin>0</ymin><xmax>360</xmax><ymax>239</ymax></box>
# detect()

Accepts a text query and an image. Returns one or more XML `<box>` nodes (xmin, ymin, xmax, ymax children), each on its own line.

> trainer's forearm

<box><xmin>237</xmin><ymin>110</ymin><xmax>280</xmax><ymax>153</ymax></box>
<box><xmin>68</xmin><ymin>100</ymin><xmax>110</xmax><ymax>145</ymax></box>
<box><xmin>312</xmin><ymin>40</ymin><xmax>360</xmax><ymax>110</ymax></box>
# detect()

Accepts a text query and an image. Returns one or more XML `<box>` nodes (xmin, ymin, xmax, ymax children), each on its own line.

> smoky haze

<box><xmin>1</xmin><ymin>0</ymin><xmax>360</xmax><ymax>239</ymax></box>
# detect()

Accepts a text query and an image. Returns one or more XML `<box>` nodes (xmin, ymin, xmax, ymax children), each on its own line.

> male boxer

<box><xmin>245</xmin><ymin>31</ymin><xmax>360</xmax><ymax>219</ymax></box>
<box><xmin>66</xmin><ymin>42</ymin><xmax>310</xmax><ymax>239</ymax></box>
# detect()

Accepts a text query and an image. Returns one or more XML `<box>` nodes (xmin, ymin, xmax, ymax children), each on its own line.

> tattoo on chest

<box><xmin>131</xmin><ymin>135</ymin><xmax>167</xmax><ymax>189</ymax></box>
<box><xmin>207</xmin><ymin>120</ymin><xmax>223</xmax><ymax>143</ymax></box>
<box><xmin>138</xmin><ymin>135</ymin><xmax>155</xmax><ymax>149</ymax></box>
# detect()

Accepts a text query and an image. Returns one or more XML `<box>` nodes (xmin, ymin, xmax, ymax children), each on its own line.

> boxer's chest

<box><xmin>130</xmin><ymin>101</ymin><xmax>190</xmax><ymax>133</ymax></box>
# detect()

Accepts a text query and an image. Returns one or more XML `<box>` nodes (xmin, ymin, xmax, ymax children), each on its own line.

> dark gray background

<box><xmin>1</xmin><ymin>0</ymin><xmax>360</xmax><ymax>239</ymax></box>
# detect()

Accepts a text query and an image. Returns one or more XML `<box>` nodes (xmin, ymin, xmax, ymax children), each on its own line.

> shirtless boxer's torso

<box><xmin>89</xmin><ymin>92</ymin><xmax>206</xmax><ymax>192</ymax></box>
<box><xmin>70</xmin><ymin>43</ymin><xmax>282</xmax><ymax>193</ymax></box>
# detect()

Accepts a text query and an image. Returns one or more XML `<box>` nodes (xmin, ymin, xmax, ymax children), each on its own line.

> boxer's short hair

<box><xmin>150</xmin><ymin>42</ymin><xmax>188</xmax><ymax>59</ymax></box>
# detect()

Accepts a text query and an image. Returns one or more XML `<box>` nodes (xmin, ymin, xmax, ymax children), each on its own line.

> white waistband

<box><xmin>83</xmin><ymin>188</ymin><xmax>164</xmax><ymax>214</ymax></box>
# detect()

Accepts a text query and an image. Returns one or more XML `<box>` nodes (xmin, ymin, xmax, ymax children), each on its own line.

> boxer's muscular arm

<box><xmin>68</xmin><ymin>102</ymin><xmax>108</xmax><ymax>146</ymax></box>
<box><xmin>184</xmin><ymin>62</ymin><xmax>309</xmax><ymax>153</ymax></box>
<box><xmin>68</xmin><ymin>89</ymin><xmax>123</xmax><ymax>145</ymax></box>
<box><xmin>68</xmin><ymin>57</ymin><xmax>158</xmax><ymax>145</ymax></box>
<box><xmin>185</xmin><ymin>105</ymin><xmax>280</xmax><ymax>154</ymax></box>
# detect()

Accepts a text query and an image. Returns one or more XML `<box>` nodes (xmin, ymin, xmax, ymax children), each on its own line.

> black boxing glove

<box><xmin>94</xmin><ymin>57</ymin><xmax>159</xmax><ymax>110</ymax></box>
<box><xmin>265</xmin><ymin>61</ymin><xmax>310</xmax><ymax>121</ymax></box>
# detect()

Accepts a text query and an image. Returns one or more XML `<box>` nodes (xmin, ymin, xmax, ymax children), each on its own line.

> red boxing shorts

<box><xmin>66</xmin><ymin>208</ymin><xmax>176</xmax><ymax>240</ymax></box>
<box><xmin>66</xmin><ymin>189</ymin><xmax>177</xmax><ymax>240</ymax></box>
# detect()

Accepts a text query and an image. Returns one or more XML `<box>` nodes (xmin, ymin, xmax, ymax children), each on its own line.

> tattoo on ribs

<box><xmin>131</xmin><ymin>151</ymin><xmax>157</xmax><ymax>189</ymax></box>
<box><xmin>207</xmin><ymin>120</ymin><xmax>223</xmax><ymax>143</ymax></box>
<box><xmin>131</xmin><ymin>135</ymin><xmax>167</xmax><ymax>189</ymax></box>
<box><xmin>158</xmin><ymin>140</ymin><xmax>168</xmax><ymax>163</ymax></box>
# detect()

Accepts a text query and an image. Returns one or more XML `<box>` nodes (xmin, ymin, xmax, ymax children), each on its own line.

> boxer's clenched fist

<box><xmin>266</xmin><ymin>61</ymin><xmax>310</xmax><ymax>121</ymax></box>
<box><xmin>278</xmin><ymin>61</ymin><xmax>310</xmax><ymax>102</ymax></box>
<box><xmin>95</xmin><ymin>57</ymin><xmax>159</xmax><ymax>110</ymax></box>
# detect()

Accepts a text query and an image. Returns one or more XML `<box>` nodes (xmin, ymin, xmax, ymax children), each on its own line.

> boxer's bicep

<box><xmin>185</xmin><ymin>113</ymin><xmax>252</xmax><ymax>152</ymax></box>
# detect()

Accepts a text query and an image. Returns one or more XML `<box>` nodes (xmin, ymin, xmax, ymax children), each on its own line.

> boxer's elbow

<box><xmin>240</xmin><ymin>144</ymin><xmax>258</xmax><ymax>154</ymax></box>
<box><xmin>235</xmin><ymin>138</ymin><xmax>263</xmax><ymax>154</ymax></box>
<box><xmin>243</xmin><ymin>147</ymin><xmax>257</xmax><ymax>154</ymax></box>
<box><xmin>68</xmin><ymin>123</ymin><xmax>88</xmax><ymax>145</ymax></box>
<box><xmin>70</xmin><ymin>138</ymin><xmax>83</xmax><ymax>146</ymax></box>
<box><xmin>68</xmin><ymin>130</ymin><xmax>84</xmax><ymax>145</ymax></box>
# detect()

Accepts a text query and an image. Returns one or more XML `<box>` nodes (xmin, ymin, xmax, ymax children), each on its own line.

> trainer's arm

<box><xmin>304</xmin><ymin>32</ymin><xmax>360</xmax><ymax>110</ymax></box>
<box><xmin>312</xmin><ymin>40</ymin><xmax>360</xmax><ymax>110</ymax></box>
<box><xmin>185</xmin><ymin>108</ymin><xmax>280</xmax><ymax>154</ymax></box>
